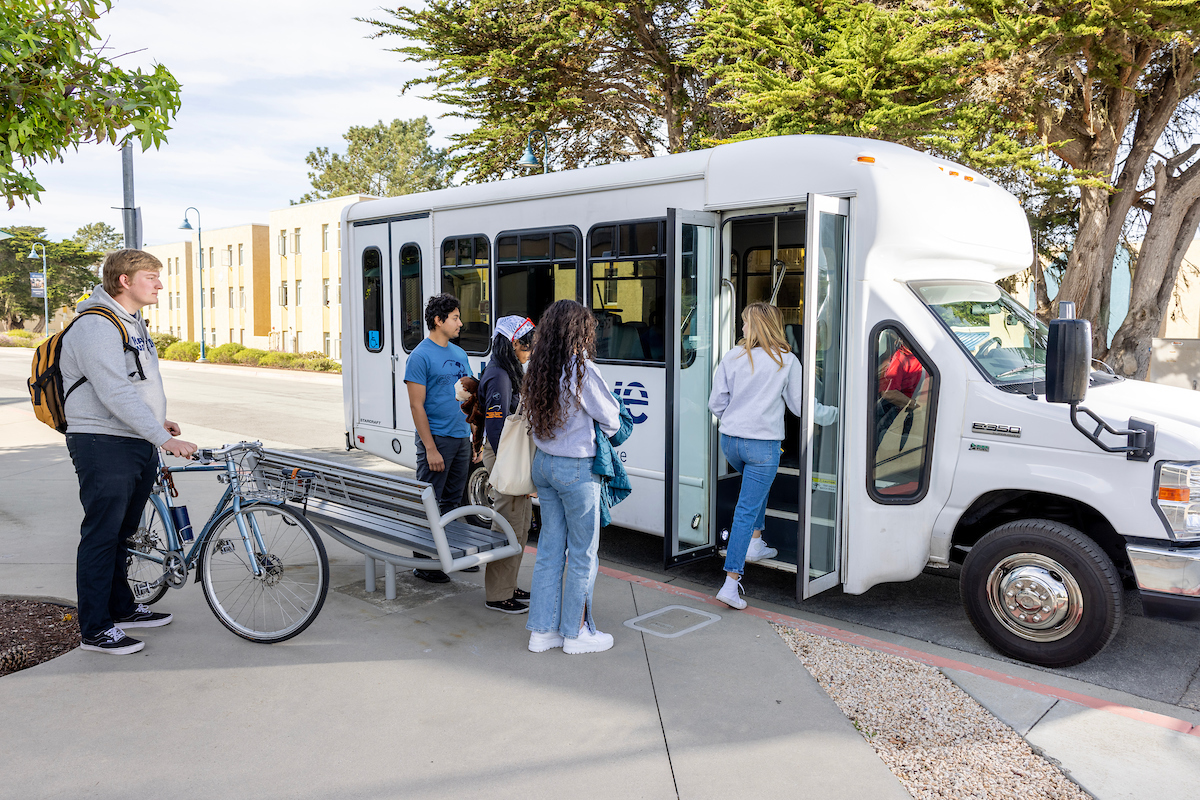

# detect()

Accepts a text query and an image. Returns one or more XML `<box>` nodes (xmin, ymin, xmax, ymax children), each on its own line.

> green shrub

<box><xmin>163</xmin><ymin>340</ymin><xmax>201</xmax><ymax>362</ymax></box>
<box><xmin>0</xmin><ymin>333</ymin><xmax>32</xmax><ymax>347</ymax></box>
<box><xmin>258</xmin><ymin>351</ymin><xmax>301</xmax><ymax>368</ymax></box>
<box><xmin>150</xmin><ymin>332</ymin><xmax>179</xmax><ymax>354</ymax></box>
<box><xmin>233</xmin><ymin>348</ymin><xmax>267</xmax><ymax>365</ymax></box>
<box><xmin>298</xmin><ymin>350</ymin><xmax>325</xmax><ymax>360</ymax></box>
<box><xmin>208</xmin><ymin>342</ymin><xmax>245</xmax><ymax>364</ymax></box>
<box><xmin>301</xmin><ymin>357</ymin><xmax>341</xmax><ymax>372</ymax></box>
<box><xmin>5</xmin><ymin>328</ymin><xmax>37</xmax><ymax>340</ymax></box>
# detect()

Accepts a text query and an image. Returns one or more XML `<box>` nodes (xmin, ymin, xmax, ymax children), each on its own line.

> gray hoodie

<box><xmin>61</xmin><ymin>284</ymin><xmax>170</xmax><ymax>446</ymax></box>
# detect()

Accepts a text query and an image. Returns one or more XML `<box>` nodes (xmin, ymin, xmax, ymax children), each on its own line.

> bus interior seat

<box><xmin>609</xmin><ymin>322</ymin><xmax>646</xmax><ymax>360</ymax></box>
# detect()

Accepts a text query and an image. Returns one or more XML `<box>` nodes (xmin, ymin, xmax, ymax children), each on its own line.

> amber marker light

<box><xmin>1159</xmin><ymin>487</ymin><xmax>1191</xmax><ymax>503</ymax></box>
<box><xmin>857</xmin><ymin>155</ymin><xmax>876</xmax><ymax>163</ymax></box>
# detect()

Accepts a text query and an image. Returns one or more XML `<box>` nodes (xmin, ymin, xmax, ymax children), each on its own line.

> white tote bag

<box><xmin>490</xmin><ymin>397</ymin><xmax>537</xmax><ymax>496</ymax></box>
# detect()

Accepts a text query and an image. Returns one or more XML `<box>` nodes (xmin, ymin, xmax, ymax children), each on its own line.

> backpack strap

<box><xmin>61</xmin><ymin>308</ymin><xmax>148</xmax><ymax>403</ymax></box>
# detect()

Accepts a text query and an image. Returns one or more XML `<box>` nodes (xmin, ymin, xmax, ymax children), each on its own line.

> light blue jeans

<box><xmin>527</xmin><ymin>450</ymin><xmax>603</xmax><ymax>639</ymax></box>
<box><xmin>721</xmin><ymin>434</ymin><xmax>781</xmax><ymax>576</ymax></box>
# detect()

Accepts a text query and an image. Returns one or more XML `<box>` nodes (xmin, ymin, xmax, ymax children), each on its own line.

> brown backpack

<box><xmin>27</xmin><ymin>307</ymin><xmax>146</xmax><ymax>433</ymax></box>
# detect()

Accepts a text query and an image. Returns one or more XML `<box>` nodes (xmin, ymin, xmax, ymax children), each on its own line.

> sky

<box><xmin>0</xmin><ymin>0</ymin><xmax>465</xmax><ymax>245</ymax></box>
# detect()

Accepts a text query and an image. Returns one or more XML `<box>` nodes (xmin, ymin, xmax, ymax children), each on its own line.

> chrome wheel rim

<box><xmin>468</xmin><ymin>466</ymin><xmax>494</xmax><ymax>508</ymax></box>
<box><xmin>986</xmin><ymin>553</ymin><xmax>1084</xmax><ymax>642</ymax></box>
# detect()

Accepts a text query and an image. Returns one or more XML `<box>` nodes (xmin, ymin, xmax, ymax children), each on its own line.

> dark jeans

<box><xmin>415</xmin><ymin>434</ymin><xmax>472</xmax><ymax>515</ymax></box>
<box><xmin>65</xmin><ymin>433</ymin><xmax>159</xmax><ymax>639</ymax></box>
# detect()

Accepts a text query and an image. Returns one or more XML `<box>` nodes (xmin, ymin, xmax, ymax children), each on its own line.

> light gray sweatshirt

<box><xmin>708</xmin><ymin>346</ymin><xmax>838</xmax><ymax>441</ymax></box>
<box><xmin>61</xmin><ymin>284</ymin><xmax>171</xmax><ymax>446</ymax></box>
<box><xmin>532</xmin><ymin>358</ymin><xmax>621</xmax><ymax>458</ymax></box>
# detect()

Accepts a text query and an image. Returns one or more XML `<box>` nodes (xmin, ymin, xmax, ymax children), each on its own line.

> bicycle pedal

<box><xmin>133</xmin><ymin>581</ymin><xmax>154</xmax><ymax>596</ymax></box>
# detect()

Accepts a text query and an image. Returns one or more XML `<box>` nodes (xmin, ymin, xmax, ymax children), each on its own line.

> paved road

<box><xmin>3</xmin><ymin>348</ymin><xmax>1198</xmax><ymax>713</ymax></box>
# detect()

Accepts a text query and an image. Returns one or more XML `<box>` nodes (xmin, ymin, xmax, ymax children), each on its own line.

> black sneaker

<box><xmin>485</xmin><ymin>598</ymin><xmax>529</xmax><ymax>615</ymax></box>
<box><xmin>512</xmin><ymin>588</ymin><xmax>530</xmax><ymax>601</ymax></box>
<box><xmin>80</xmin><ymin>627</ymin><xmax>144</xmax><ymax>655</ymax></box>
<box><xmin>462</xmin><ymin>566</ymin><xmax>480</xmax><ymax>573</ymax></box>
<box><xmin>412</xmin><ymin>568</ymin><xmax>451</xmax><ymax>584</ymax></box>
<box><xmin>114</xmin><ymin>604</ymin><xmax>173</xmax><ymax>628</ymax></box>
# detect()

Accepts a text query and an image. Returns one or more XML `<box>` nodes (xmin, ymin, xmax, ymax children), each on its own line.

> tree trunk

<box><xmin>1055</xmin><ymin>181</ymin><xmax>1115</xmax><ymax>350</ymax></box>
<box><xmin>1108</xmin><ymin>169</ymin><xmax>1200</xmax><ymax>378</ymax></box>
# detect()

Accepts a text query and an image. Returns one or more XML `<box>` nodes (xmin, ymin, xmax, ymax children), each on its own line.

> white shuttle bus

<box><xmin>340</xmin><ymin>135</ymin><xmax>1200</xmax><ymax>667</ymax></box>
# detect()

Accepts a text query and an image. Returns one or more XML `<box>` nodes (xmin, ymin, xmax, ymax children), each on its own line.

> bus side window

<box><xmin>440</xmin><ymin>235</ymin><xmax>492</xmax><ymax>354</ymax></box>
<box><xmin>362</xmin><ymin>247</ymin><xmax>384</xmax><ymax>353</ymax></box>
<box><xmin>870</xmin><ymin>325</ymin><xmax>937</xmax><ymax>503</ymax></box>
<box><xmin>496</xmin><ymin>227</ymin><xmax>580</xmax><ymax>323</ymax></box>
<box><xmin>587</xmin><ymin>219</ymin><xmax>666</xmax><ymax>363</ymax></box>
<box><xmin>399</xmin><ymin>243</ymin><xmax>422</xmax><ymax>352</ymax></box>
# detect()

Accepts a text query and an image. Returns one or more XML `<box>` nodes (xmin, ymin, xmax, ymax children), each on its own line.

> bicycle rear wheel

<box><xmin>126</xmin><ymin>501</ymin><xmax>169</xmax><ymax>605</ymax></box>
<box><xmin>199</xmin><ymin>502</ymin><xmax>329</xmax><ymax>643</ymax></box>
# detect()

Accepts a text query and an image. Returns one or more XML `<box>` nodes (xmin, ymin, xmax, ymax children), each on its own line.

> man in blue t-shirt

<box><xmin>405</xmin><ymin>293</ymin><xmax>475</xmax><ymax>583</ymax></box>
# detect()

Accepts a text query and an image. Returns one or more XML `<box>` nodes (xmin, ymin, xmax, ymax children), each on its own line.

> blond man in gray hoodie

<box><xmin>62</xmin><ymin>250</ymin><xmax>196</xmax><ymax>655</ymax></box>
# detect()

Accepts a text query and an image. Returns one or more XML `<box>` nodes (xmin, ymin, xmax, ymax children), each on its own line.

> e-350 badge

<box><xmin>972</xmin><ymin>422</ymin><xmax>1021</xmax><ymax>438</ymax></box>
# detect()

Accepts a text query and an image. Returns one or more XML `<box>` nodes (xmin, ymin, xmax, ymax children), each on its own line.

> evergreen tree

<box><xmin>295</xmin><ymin>118</ymin><xmax>449</xmax><ymax>203</ymax></box>
<box><xmin>0</xmin><ymin>227</ymin><xmax>103</xmax><ymax>330</ymax></box>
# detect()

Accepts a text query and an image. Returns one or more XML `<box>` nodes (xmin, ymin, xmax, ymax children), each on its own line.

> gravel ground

<box><xmin>774</xmin><ymin>624</ymin><xmax>1091</xmax><ymax>800</ymax></box>
<box><xmin>0</xmin><ymin>599</ymin><xmax>80</xmax><ymax>677</ymax></box>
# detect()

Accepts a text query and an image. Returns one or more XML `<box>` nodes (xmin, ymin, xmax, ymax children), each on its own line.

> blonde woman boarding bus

<box><xmin>708</xmin><ymin>302</ymin><xmax>837</xmax><ymax>610</ymax></box>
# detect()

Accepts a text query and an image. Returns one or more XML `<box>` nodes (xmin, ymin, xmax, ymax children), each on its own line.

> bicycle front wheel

<box><xmin>199</xmin><ymin>502</ymin><xmax>329</xmax><ymax>643</ymax></box>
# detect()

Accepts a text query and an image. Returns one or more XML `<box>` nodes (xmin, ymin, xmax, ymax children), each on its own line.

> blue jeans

<box><xmin>721</xmin><ymin>434</ymin><xmax>781</xmax><ymax>576</ymax></box>
<box><xmin>527</xmin><ymin>450</ymin><xmax>602</xmax><ymax>639</ymax></box>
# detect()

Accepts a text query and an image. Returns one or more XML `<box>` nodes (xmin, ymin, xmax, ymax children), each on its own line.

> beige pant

<box><xmin>481</xmin><ymin>441</ymin><xmax>532</xmax><ymax>602</ymax></box>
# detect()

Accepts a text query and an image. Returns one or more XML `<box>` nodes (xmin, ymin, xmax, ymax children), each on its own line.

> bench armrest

<box><xmin>438</xmin><ymin>505</ymin><xmax>519</xmax><ymax>551</ymax></box>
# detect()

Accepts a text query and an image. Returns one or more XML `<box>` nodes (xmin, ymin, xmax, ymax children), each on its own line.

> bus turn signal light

<box><xmin>1159</xmin><ymin>487</ymin><xmax>1190</xmax><ymax>503</ymax></box>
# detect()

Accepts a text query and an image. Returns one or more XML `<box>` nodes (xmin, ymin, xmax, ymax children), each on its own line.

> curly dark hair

<box><xmin>424</xmin><ymin>293</ymin><xmax>460</xmax><ymax>331</ymax></box>
<box><xmin>525</xmin><ymin>300</ymin><xmax>595</xmax><ymax>440</ymax></box>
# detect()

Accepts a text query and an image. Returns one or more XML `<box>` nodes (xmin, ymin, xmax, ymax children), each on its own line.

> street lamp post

<box><xmin>178</xmin><ymin>208</ymin><xmax>206</xmax><ymax>362</ymax></box>
<box><xmin>515</xmin><ymin>130</ymin><xmax>549</xmax><ymax>174</ymax></box>
<box><xmin>27</xmin><ymin>243</ymin><xmax>49</xmax><ymax>335</ymax></box>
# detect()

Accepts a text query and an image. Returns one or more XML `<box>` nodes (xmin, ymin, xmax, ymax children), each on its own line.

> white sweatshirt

<box><xmin>708</xmin><ymin>347</ymin><xmax>838</xmax><ymax>441</ymax></box>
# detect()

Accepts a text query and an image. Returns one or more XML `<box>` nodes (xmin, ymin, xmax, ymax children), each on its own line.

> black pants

<box><xmin>66</xmin><ymin>433</ymin><xmax>158</xmax><ymax>638</ymax></box>
<box><xmin>415</xmin><ymin>434</ymin><xmax>472</xmax><ymax>515</ymax></box>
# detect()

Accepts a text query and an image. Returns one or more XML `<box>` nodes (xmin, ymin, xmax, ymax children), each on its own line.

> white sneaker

<box><xmin>563</xmin><ymin>625</ymin><xmax>614</xmax><ymax>655</ymax></box>
<box><xmin>745</xmin><ymin>538</ymin><xmax>778</xmax><ymax>562</ymax></box>
<box><xmin>716</xmin><ymin>580</ymin><xmax>747</xmax><ymax>610</ymax></box>
<box><xmin>528</xmin><ymin>631</ymin><xmax>565</xmax><ymax>653</ymax></box>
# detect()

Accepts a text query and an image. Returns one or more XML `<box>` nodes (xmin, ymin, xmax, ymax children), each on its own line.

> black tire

<box><xmin>961</xmin><ymin>519</ymin><xmax>1122</xmax><ymax>668</ymax></box>
<box><xmin>199</xmin><ymin>502</ymin><xmax>329</xmax><ymax>643</ymax></box>
<box><xmin>126</xmin><ymin>502</ymin><xmax>170</xmax><ymax>605</ymax></box>
<box><xmin>463</xmin><ymin>462</ymin><xmax>494</xmax><ymax>527</ymax></box>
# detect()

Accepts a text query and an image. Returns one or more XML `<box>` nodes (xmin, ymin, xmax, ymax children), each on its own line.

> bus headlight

<box><xmin>1156</xmin><ymin>462</ymin><xmax>1200</xmax><ymax>540</ymax></box>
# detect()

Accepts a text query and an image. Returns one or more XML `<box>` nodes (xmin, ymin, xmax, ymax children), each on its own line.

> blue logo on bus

<box><xmin>614</xmin><ymin>381</ymin><xmax>649</xmax><ymax>424</ymax></box>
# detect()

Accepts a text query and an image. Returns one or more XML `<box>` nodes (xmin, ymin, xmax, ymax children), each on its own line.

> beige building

<box><xmin>267</xmin><ymin>195</ymin><xmax>374</xmax><ymax>358</ymax></box>
<box><xmin>1158</xmin><ymin>238</ymin><xmax>1200</xmax><ymax>338</ymax></box>
<box><xmin>142</xmin><ymin>241</ymin><xmax>194</xmax><ymax>341</ymax></box>
<box><xmin>182</xmin><ymin>223</ymin><xmax>272</xmax><ymax>350</ymax></box>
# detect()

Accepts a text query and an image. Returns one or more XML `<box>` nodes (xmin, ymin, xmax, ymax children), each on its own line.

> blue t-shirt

<box><xmin>404</xmin><ymin>338</ymin><xmax>474</xmax><ymax>438</ymax></box>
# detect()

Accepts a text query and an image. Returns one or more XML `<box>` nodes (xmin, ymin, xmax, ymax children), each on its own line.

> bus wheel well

<box><xmin>950</xmin><ymin>490</ymin><xmax>1130</xmax><ymax>576</ymax></box>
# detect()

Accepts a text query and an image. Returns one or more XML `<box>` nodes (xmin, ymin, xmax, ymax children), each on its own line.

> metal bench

<box><xmin>249</xmin><ymin>449</ymin><xmax>519</xmax><ymax>600</ymax></box>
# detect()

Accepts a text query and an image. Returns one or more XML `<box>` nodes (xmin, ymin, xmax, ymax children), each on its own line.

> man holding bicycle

<box><xmin>61</xmin><ymin>250</ymin><xmax>198</xmax><ymax>655</ymax></box>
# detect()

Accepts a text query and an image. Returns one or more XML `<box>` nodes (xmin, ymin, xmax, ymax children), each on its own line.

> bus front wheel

<box><xmin>463</xmin><ymin>462</ymin><xmax>495</xmax><ymax>527</ymax></box>
<box><xmin>961</xmin><ymin>519</ymin><xmax>1122</xmax><ymax>668</ymax></box>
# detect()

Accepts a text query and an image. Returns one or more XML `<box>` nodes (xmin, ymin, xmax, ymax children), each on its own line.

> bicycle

<box><xmin>124</xmin><ymin>441</ymin><xmax>330</xmax><ymax>643</ymax></box>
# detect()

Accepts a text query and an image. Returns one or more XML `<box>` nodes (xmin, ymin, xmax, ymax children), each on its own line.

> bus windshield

<box><xmin>913</xmin><ymin>281</ymin><xmax>1047</xmax><ymax>389</ymax></box>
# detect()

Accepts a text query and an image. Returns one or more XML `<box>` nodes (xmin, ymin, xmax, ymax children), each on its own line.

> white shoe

<box><xmin>528</xmin><ymin>631</ymin><xmax>565</xmax><ymax>653</ymax></box>
<box><xmin>563</xmin><ymin>625</ymin><xmax>614</xmax><ymax>654</ymax></box>
<box><xmin>745</xmin><ymin>538</ymin><xmax>778</xmax><ymax>562</ymax></box>
<box><xmin>716</xmin><ymin>580</ymin><xmax>747</xmax><ymax>610</ymax></box>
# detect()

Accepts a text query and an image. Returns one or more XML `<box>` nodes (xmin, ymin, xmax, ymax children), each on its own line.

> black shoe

<box><xmin>463</xmin><ymin>566</ymin><xmax>480</xmax><ymax>573</ymax></box>
<box><xmin>485</xmin><ymin>598</ymin><xmax>529</xmax><ymax>615</ymax></box>
<box><xmin>512</xmin><ymin>588</ymin><xmax>530</xmax><ymax>601</ymax></box>
<box><xmin>114</xmin><ymin>603</ymin><xmax>173</xmax><ymax>628</ymax></box>
<box><xmin>412</xmin><ymin>568</ymin><xmax>450</xmax><ymax>584</ymax></box>
<box><xmin>80</xmin><ymin>627</ymin><xmax>144</xmax><ymax>655</ymax></box>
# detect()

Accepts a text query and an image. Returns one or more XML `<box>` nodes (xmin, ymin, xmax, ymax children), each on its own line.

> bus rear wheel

<box><xmin>463</xmin><ymin>462</ymin><xmax>495</xmax><ymax>527</ymax></box>
<box><xmin>961</xmin><ymin>519</ymin><xmax>1122</xmax><ymax>668</ymax></box>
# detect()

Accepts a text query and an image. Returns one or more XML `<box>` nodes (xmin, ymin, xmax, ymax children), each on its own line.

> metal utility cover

<box><xmin>624</xmin><ymin>605</ymin><xmax>721</xmax><ymax>639</ymax></box>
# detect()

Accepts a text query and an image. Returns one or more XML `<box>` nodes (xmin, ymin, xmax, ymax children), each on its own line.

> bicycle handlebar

<box><xmin>191</xmin><ymin>441</ymin><xmax>264</xmax><ymax>464</ymax></box>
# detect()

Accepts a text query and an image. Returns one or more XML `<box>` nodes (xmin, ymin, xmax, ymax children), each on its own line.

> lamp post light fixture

<box><xmin>26</xmin><ymin>242</ymin><xmax>50</xmax><ymax>335</ymax></box>
<box><xmin>515</xmin><ymin>129</ymin><xmax>549</xmax><ymax>174</ymax></box>
<box><xmin>178</xmin><ymin>207</ymin><xmax>206</xmax><ymax>362</ymax></box>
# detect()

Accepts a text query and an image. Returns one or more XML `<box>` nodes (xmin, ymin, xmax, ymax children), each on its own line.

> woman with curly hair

<box><xmin>523</xmin><ymin>300</ymin><xmax>621</xmax><ymax>655</ymax></box>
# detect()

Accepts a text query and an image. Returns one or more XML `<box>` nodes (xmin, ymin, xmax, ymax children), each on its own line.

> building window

<box><xmin>495</xmin><ymin>228</ymin><xmax>580</xmax><ymax>325</ymax></box>
<box><xmin>278</xmin><ymin>230</ymin><xmax>287</xmax><ymax>256</ymax></box>
<box><xmin>223</xmin><ymin>246</ymin><xmax>232</xmax><ymax>267</ymax></box>
<box><xmin>229</xmin><ymin>328</ymin><xmax>234</xmax><ymax>344</ymax></box>
<box><xmin>239</xmin><ymin>288</ymin><xmax>246</xmax><ymax>309</ymax></box>
<box><xmin>322</xmin><ymin>278</ymin><xmax>330</xmax><ymax>306</ymax></box>
<box><xmin>239</xmin><ymin>329</ymin><xmax>244</xmax><ymax>345</ymax></box>
<box><xmin>228</xmin><ymin>287</ymin><xmax>235</xmax><ymax>308</ymax></box>
<box><xmin>210</xmin><ymin>329</ymin><xmax>216</xmax><ymax>347</ymax></box>
<box><xmin>323</xmin><ymin>331</ymin><xmax>331</xmax><ymax>356</ymax></box>
<box><xmin>167</xmin><ymin>294</ymin><xmax>173</xmax><ymax>310</ymax></box>
<box><xmin>362</xmin><ymin>247</ymin><xmax>384</xmax><ymax>352</ymax></box>
<box><xmin>209</xmin><ymin>287</ymin><xmax>215</xmax><ymax>308</ymax></box>
<box><xmin>322</xmin><ymin>224</ymin><xmax>329</xmax><ymax>252</ymax></box>
<box><xmin>587</xmin><ymin>219</ymin><xmax>666</xmax><ymax>363</ymax></box>
<box><xmin>400</xmin><ymin>243</ymin><xmax>423</xmax><ymax>352</ymax></box>
<box><xmin>440</xmin><ymin>235</ymin><xmax>491</xmax><ymax>354</ymax></box>
<box><xmin>870</xmin><ymin>325</ymin><xmax>938</xmax><ymax>503</ymax></box>
<box><xmin>295</xmin><ymin>280</ymin><xmax>302</xmax><ymax>307</ymax></box>
<box><xmin>279</xmin><ymin>283</ymin><xmax>288</xmax><ymax>307</ymax></box>
<box><xmin>208</xmin><ymin>247</ymin><xmax>214</xmax><ymax>270</ymax></box>
<box><xmin>238</xmin><ymin>244</ymin><xmax>244</xmax><ymax>266</ymax></box>
<box><xmin>293</xmin><ymin>228</ymin><xmax>301</xmax><ymax>254</ymax></box>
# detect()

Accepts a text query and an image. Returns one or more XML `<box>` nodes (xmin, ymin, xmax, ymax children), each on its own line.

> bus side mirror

<box><xmin>1045</xmin><ymin>304</ymin><xmax>1090</xmax><ymax>405</ymax></box>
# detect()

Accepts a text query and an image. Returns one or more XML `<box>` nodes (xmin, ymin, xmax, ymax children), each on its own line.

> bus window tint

<box><xmin>362</xmin><ymin>247</ymin><xmax>384</xmax><ymax>352</ymax></box>
<box><xmin>496</xmin><ymin>229</ymin><xmax>580</xmax><ymax>323</ymax></box>
<box><xmin>399</xmin><ymin>244</ymin><xmax>422</xmax><ymax>352</ymax></box>
<box><xmin>871</xmin><ymin>327</ymin><xmax>935</xmax><ymax>501</ymax></box>
<box><xmin>588</xmin><ymin>219</ymin><xmax>666</xmax><ymax>362</ymax></box>
<box><xmin>441</xmin><ymin>235</ymin><xmax>492</xmax><ymax>353</ymax></box>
